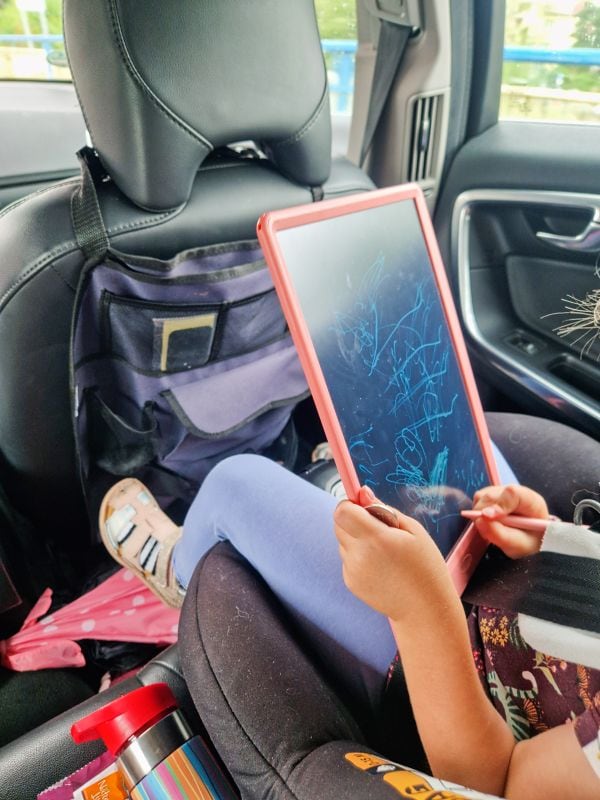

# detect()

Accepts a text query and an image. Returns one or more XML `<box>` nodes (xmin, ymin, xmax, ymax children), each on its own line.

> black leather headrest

<box><xmin>64</xmin><ymin>0</ymin><xmax>332</xmax><ymax>210</ymax></box>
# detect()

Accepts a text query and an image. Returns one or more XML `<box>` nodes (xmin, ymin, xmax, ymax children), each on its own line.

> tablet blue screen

<box><xmin>276</xmin><ymin>199</ymin><xmax>492</xmax><ymax>556</ymax></box>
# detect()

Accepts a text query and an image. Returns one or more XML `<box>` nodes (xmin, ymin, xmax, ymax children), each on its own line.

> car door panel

<box><xmin>435</xmin><ymin>121</ymin><xmax>600</xmax><ymax>436</ymax></box>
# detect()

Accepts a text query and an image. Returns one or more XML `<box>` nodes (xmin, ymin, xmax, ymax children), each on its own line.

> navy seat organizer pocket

<box><xmin>71</xmin><ymin>240</ymin><xmax>308</xmax><ymax>521</ymax></box>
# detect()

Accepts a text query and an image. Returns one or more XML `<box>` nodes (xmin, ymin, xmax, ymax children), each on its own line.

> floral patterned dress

<box><xmin>384</xmin><ymin>604</ymin><xmax>600</xmax><ymax>781</ymax></box>
<box><xmin>468</xmin><ymin>606</ymin><xmax>600</xmax><ymax>775</ymax></box>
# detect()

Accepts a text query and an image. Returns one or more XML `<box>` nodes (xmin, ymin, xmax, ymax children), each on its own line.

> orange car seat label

<box><xmin>344</xmin><ymin>753</ymin><xmax>500</xmax><ymax>800</ymax></box>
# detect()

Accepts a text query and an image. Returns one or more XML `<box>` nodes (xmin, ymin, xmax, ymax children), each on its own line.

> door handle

<box><xmin>536</xmin><ymin>207</ymin><xmax>600</xmax><ymax>252</ymax></box>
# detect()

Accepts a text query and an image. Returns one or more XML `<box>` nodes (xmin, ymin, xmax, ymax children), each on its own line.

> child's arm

<box><xmin>502</xmin><ymin>722</ymin><xmax>599</xmax><ymax>799</ymax></box>
<box><xmin>333</xmin><ymin>499</ymin><xmax>599</xmax><ymax>798</ymax></box>
<box><xmin>390</xmin><ymin>588</ymin><xmax>599</xmax><ymax>799</ymax></box>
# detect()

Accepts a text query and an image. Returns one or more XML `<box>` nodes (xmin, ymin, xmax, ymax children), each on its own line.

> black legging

<box><xmin>180</xmin><ymin>414</ymin><xmax>600</xmax><ymax>800</ymax></box>
<box><xmin>485</xmin><ymin>413</ymin><xmax>600</xmax><ymax>522</ymax></box>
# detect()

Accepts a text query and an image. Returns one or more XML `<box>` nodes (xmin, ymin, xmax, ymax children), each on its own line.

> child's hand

<box><xmin>472</xmin><ymin>484</ymin><xmax>550</xmax><ymax>559</ymax></box>
<box><xmin>333</xmin><ymin>489</ymin><xmax>456</xmax><ymax>623</ymax></box>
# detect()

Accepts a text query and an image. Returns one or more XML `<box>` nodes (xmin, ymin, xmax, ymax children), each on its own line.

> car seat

<box><xmin>0</xmin><ymin>0</ymin><xmax>375</xmax><ymax>753</ymax></box>
<box><xmin>0</xmin><ymin>0</ymin><xmax>597</xmax><ymax>791</ymax></box>
<box><xmin>0</xmin><ymin>0</ymin><xmax>373</xmax><ymax>603</ymax></box>
<box><xmin>2</xmin><ymin>422</ymin><xmax>598</xmax><ymax>800</ymax></box>
<box><xmin>176</xmin><ymin>414</ymin><xmax>600</xmax><ymax>800</ymax></box>
<box><xmin>178</xmin><ymin>542</ymin><xmax>494</xmax><ymax>800</ymax></box>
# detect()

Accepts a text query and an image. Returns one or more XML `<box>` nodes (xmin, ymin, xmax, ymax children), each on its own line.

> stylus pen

<box><xmin>461</xmin><ymin>510</ymin><xmax>553</xmax><ymax>533</ymax></box>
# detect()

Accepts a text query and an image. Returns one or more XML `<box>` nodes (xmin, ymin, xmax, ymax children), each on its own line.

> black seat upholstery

<box><xmin>0</xmin><ymin>0</ymin><xmax>372</xmax><ymax>588</ymax></box>
<box><xmin>179</xmin><ymin>543</ymin><xmax>425</xmax><ymax>800</ymax></box>
<box><xmin>0</xmin><ymin>0</ymin><xmax>373</xmax><ymax>792</ymax></box>
<box><xmin>176</xmin><ymin>419</ymin><xmax>600</xmax><ymax>800</ymax></box>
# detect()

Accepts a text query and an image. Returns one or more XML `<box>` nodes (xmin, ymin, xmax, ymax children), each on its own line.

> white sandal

<box><xmin>99</xmin><ymin>478</ymin><xmax>185</xmax><ymax>608</ymax></box>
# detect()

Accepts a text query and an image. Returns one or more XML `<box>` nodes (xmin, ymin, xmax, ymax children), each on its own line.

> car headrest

<box><xmin>64</xmin><ymin>0</ymin><xmax>332</xmax><ymax>211</ymax></box>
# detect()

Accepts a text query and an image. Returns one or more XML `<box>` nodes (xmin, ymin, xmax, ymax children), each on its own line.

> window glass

<box><xmin>502</xmin><ymin>0</ymin><xmax>600</xmax><ymax>123</ymax></box>
<box><xmin>0</xmin><ymin>0</ymin><xmax>360</xmax><ymax>114</ymax></box>
<box><xmin>315</xmin><ymin>0</ymin><xmax>357</xmax><ymax>115</ymax></box>
<box><xmin>0</xmin><ymin>0</ymin><xmax>360</xmax><ymax>152</ymax></box>
<box><xmin>0</xmin><ymin>0</ymin><xmax>69</xmax><ymax>80</ymax></box>
<box><xmin>315</xmin><ymin>0</ymin><xmax>357</xmax><ymax>154</ymax></box>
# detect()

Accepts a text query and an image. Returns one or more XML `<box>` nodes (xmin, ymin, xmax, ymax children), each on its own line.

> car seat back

<box><xmin>70</xmin><ymin>149</ymin><xmax>309</xmax><ymax>516</ymax></box>
<box><xmin>0</xmin><ymin>0</ymin><xmax>372</xmax><ymax>587</ymax></box>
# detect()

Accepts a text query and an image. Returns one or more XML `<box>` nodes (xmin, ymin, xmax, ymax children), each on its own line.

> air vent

<box><xmin>408</xmin><ymin>93</ymin><xmax>441</xmax><ymax>182</ymax></box>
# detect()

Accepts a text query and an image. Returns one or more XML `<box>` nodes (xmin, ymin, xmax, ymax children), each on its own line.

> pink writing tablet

<box><xmin>257</xmin><ymin>184</ymin><xmax>500</xmax><ymax>594</ymax></box>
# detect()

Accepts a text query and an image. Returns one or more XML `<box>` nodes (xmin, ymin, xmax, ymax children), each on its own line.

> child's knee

<box><xmin>202</xmin><ymin>453</ymin><xmax>281</xmax><ymax>496</ymax></box>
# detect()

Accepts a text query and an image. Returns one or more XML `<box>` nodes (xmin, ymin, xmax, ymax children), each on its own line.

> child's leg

<box><xmin>179</xmin><ymin>541</ymin><xmax>426</xmax><ymax>796</ymax></box>
<box><xmin>173</xmin><ymin>453</ymin><xmax>397</xmax><ymax>711</ymax></box>
<box><xmin>102</xmin><ymin>446</ymin><xmax>516</xmax><ymax>709</ymax></box>
<box><xmin>491</xmin><ymin>441</ymin><xmax>518</xmax><ymax>486</ymax></box>
<box><xmin>487</xmin><ymin>412</ymin><xmax>600</xmax><ymax>520</ymax></box>
<box><xmin>176</xmin><ymin>444</ymin><xmax>516</xmax><ymax>590</ymax></box>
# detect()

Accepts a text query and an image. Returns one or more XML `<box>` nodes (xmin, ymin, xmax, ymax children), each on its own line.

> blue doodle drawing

<box><xmin>331</xmin><ymin>252</ymin><xmax>486</xmax><ymax>543</ymax></box>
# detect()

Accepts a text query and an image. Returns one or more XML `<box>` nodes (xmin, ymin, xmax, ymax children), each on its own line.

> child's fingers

<box><xmin>334</xmin><ymin>500</ymin><xmax>380</xmax><ymax>539</ymax></box>
<box><xmin>475</xmin><ymin>517</ymin><xmax>542</xmax><ymax>559</ymax></box>
<box><xmin>473</xmin><ymin>484</ymin><xmax>521</xmax><ymax>516</ymax></box>
<box><xmin>358</xmin><ymin>485</ymin><xmax>377</xmax><ymax>507</ymax></box>
<box><xmin>473</xmin><ymin>484</ymin><xmax>549</xmax><ymax>521</ymax></box>
<box><xmin>357</xmin><ymin>486</ymin><xmax>426</xmax><ymax>535</ymax></box>
<box><xmin>474</xmin><ymin>517</ymin><xmax>511</xmax><ymax>551</ymax></box>
<box><xmin>387</xmin><ymin>508</ymin><xmax>424</xmax><ymax>536</ymax></box>
<box><xmin>472</xmin><ymin>485</ymin><xmax>504</xmax><ymax>506</ymax></box>
<box><xmin>358</xmin><ymin>487</ymin><xmax>403</xmax><ymax>527</ymax></box>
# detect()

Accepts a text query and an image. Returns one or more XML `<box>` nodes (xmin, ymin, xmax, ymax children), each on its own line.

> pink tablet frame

<box><xmin>257</xmin><ymin>183</ymin><xmax>500</xmax><ymax>595</ymax></box>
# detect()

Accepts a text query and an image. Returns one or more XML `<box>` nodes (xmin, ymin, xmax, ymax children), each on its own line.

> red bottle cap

<box><xmin>71</xmin><ymin>683</ymin><xmax>178</xmax><ymax>755</ymax></box>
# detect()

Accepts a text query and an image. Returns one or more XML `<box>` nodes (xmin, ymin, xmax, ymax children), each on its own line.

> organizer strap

<box><xmin>71</xmin><ymin>146</ymin><xmax>110</xmax><ymax>262</ymax></box>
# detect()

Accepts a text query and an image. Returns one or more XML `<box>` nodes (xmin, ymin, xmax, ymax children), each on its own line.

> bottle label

<box><xmin>130</xmin><ymin>738</ymin><xmax>232</xmax><ymax>800</ymax></box>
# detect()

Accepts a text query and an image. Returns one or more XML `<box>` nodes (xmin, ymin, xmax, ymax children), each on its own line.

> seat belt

<box><xmin>463</xmin><ymin>540</ymin><xmax>600</xmax><ymax>634</ymax></box>
<box><xmin>464</xmin><ymin>500</ymin><xmax>600</xmax><ymax>632</ymax></box>
<box><xmin>359</xmin><ymin>15</ymin><xmax>414</xmax><ymax>167</ymax></box>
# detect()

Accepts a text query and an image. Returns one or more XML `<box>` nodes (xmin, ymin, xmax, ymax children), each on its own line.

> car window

<box><xmin>502</xmin><ymin>0</ymin><xmax>600</xmax><ymax>123</ymax></box>
<box><xmin>0</xmin><ymin>0</ymin><xmax>357</xmax><ymax>156</ymax></box>
<box><xmin>315</xmin><ymin>0</ymin><xmax>357</xmax><ymax>113</ymax></box>
<box><xmin>0</xmin><ymin>0</ymin><xmax>360</xmax><ymax>99</ymax></box>
<box><xmin>315</xmin><ymin>0</ymin><xmax>357</xmax><ymax>155</ymax></box>
<box><xmin>0</xmin><ymin>0</ymin><xmax>69</xmax><ymax>80</ymax></box>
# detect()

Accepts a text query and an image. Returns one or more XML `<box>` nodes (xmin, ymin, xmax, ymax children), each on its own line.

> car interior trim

<box><xmin>453</xmin><ymin>188</ymin><xmax>600</xmax><ymax>430</ymax></box>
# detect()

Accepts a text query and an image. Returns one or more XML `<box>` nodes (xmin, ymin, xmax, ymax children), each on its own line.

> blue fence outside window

<box><xmin>503</xmin><ymin>46</ymin><xmax>600</xmax><ymax>65</ymax></box>
<box><xmin>0</xmin><ymin>33</ymin><xmax>63</xmax><ymax>78</ymax></box>
<box><xmin>0</xmin><ymin>33</ymin><xmax>62</xmax><ymax>48</ymax></box>
<box><xmin>1</xmin><ymin>35</ymin><xmax>599</xmax><ymax>108</ymax></box>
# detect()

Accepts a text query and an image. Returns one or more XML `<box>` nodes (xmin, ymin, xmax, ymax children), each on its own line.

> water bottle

<box><xmin>71</xmin><ymin>683</ymin><xmax>236</xmax><ymax>799</ymax></box>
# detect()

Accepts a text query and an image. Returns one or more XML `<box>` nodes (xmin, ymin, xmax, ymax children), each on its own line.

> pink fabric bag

<box><xmin>0</xmin><ymin>569</ymin><xmax>179</xmax><ymax>671</ymax></box>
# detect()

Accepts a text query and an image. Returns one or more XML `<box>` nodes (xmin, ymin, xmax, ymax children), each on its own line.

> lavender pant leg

<box><xmin>173</xmin><ymin>443</ymin><xmax>516</xmax><ymax>707</ymax></box>
<box><xmin>173</xmin><ymin>453</ymin><xmax>397</xmax><ymax>708</ymax></box>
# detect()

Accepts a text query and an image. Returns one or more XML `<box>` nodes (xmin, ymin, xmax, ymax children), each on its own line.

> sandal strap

<box><xmin>116</xmin><ymin>520</ymin><xmax>156</xmax><ymax>564</ymax></box>
<box><xmin>153</xmin><ymin>526</ymin><xmax>183</xmax><ymax>589</ymax></box>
